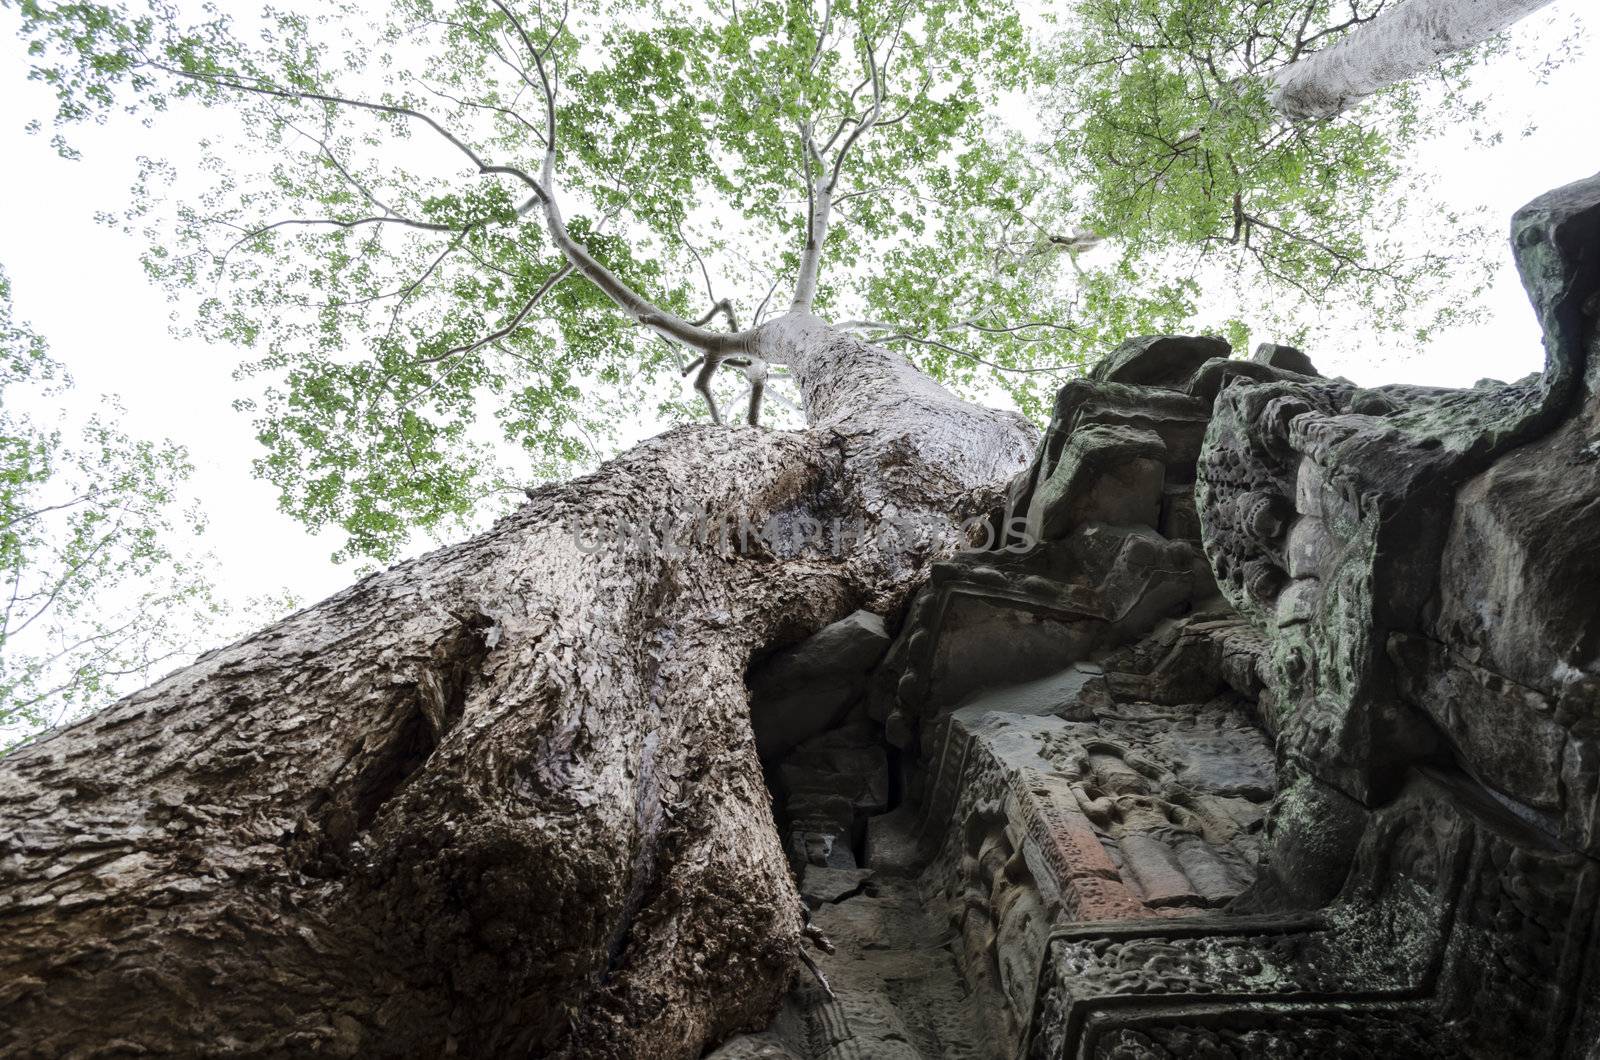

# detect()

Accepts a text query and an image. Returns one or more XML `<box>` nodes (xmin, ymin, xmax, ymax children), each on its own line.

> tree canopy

<box><xmin>1042</xmin><ymin>0</ymin><xmax>1514</xmax><ymax>355</ymax></box>
<box><xmin>6</xmin><ymin>0</ymin><xmax>1542</xmax><ymax>562</ymax></box>
<box><xmin>0</xmin><ymin>266</ymin><xmax>225</xmax><ymax>743</ymax></box>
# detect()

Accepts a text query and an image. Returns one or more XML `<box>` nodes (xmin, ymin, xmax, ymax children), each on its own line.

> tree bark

<box><xmin>0</xmin><ymin>313</ymin><xmax>1035</xmax><ymax>1058</ymax></box>
<box><xmin>1266</xmin><ymin>0</ymin><xmax>1555</xmax><ymax>120</ymax></box>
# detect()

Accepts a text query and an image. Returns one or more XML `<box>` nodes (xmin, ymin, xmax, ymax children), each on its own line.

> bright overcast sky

<box><xmin>1</xmin><ymin>0</ymin><xmax>1597</xmax><ymax>614</ymax></box>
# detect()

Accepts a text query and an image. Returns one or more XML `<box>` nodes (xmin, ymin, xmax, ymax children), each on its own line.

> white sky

<box><xmin>0</xmin><ymin>1</ymin><xmax>1596</xmax><ymax>614</ymax></box>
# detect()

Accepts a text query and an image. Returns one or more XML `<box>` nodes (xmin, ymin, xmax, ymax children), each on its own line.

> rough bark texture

<box><xmin>1267</xmin><ymin>0</ymin><xmax>1556</xmax><ymax>120</ymax></box>
<box><xmin>0</xmin><ymin>314</ymin><xmax>1034</xmax><ymax>1057</ymax></box>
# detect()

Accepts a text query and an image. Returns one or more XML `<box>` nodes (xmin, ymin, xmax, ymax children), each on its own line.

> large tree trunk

<box><xmin>1266</xmin><ymin>0</ymin><xmax>1555</xmax><ymax>120</ymax></box>
<box><xmin>0</xmin><ymin>312</ymin><xmax>1034</xmax><ymax>1058</ymax></box>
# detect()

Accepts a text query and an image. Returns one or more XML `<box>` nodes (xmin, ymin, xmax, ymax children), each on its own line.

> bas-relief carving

<box><xmin>1017</xmin><ymin>172</ymin><xmax>1600</xmax><ymax>1057</ymax></box>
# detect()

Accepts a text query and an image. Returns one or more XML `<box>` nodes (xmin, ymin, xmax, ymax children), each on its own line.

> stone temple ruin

<box><xmin>716</xmin><ymin>172</ymin><xmax>1600</xmax><ymax>1057</ymax></box>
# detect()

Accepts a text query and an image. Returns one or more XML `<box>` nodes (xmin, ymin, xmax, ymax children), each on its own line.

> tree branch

<box><xmin>487</xmin><ymin>0</ymin><xmax>744</xmax><ymax>356</ymax></box>
<box><xmin>411</xmin><ymin>261</ymin><xmax>575</xmax><ymax>365</ymax></box>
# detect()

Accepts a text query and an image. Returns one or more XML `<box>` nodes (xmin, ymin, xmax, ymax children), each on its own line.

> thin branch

<box><xmin>826</xmin><ymin>36</ymin><xmax>885</xmax><ymax>194</ymax></box>
<box><xmin>407</xmin><ymin>74</ymin><xmax>545</xmax><ymax>141</ymax></box>
<box><xmin>382</xmin><ymin>233</ymin><xmax>471</xmax><ymax>343</ymax></box>
<box><xmin>838</xmin><ymin>320</ymin><xmax>1081</xmax><ymax>374</ymax></box>
<box><xmin>961</xmin><ymin>317</ymin><xmax>1080</xmax><ymax>336</ymax></box>
<box><xmin>411</xmin><ymin>261</ymin><xmax>575</xmax><ymax>365</ymax></box>
<box><xmin>676</xmin><ymin>221</ymin><xmax>739</xmax><ymax>329</ymax></box>
<box><xmin>489</xmin><ymin>0</ymin><xmax>743</xmax><ymax>355</ymax></box>
<box><xmin>878</xmin><ymin>332</ymin><xmax>1081</xmax><ymax>374</ymax></box>
<box><xmin>0</xmin><ymin>492</ymin><xmax>102</xmax><ymax>532</ymax></box>
<box><xmin>215</xmin><ymin>213</ymin><xmax>457</xmax><ymax>260</ymax></box>
<box><xmin>689</xmin><ymin>298</ymin><xmax>740</xmax><ymax>331</ymax></box>
<box><xmin>140</xmin><ymin>60</ymin><xmax>546</xmax><ymax>193</ymax></box>
<box><xmin>752</xmin><ymin>271</ymin><xmax>784</xmax><ymax>327</ymax></box>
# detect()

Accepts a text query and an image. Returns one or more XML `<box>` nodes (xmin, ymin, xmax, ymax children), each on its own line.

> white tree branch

<box><xmin>1266</xmin><ymin>0</ymin><xmax>1554</xmax><ymax>119</ymax></box>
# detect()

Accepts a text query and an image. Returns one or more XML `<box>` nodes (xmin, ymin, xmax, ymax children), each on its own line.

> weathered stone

<box><xmin>748</xmin><ymin>609</ymin><xmax>890</xmax><ymax>759</ymax></box>
<box><xmin>1511</xmin><ymin>169</ymin><xmax>1600</xmax><ymax>390</ymax></box>
<box><xmin>950</xmin><ymin>663</ymin><xmax>1111</xmax><ymax>720</ymax></box>
<box><xmin>1251</xmin><ymin>341</ymin><xmax>1320</xmax><ymax>377</ymax></box>
<box><xmin>747</xmin><ymin>677</ymin><xmax>860</xmax><ymax>760</ymax></box>
<box><xmin>782</xmin><ymin>745</ymin><xmax>889</xmax><ymax>815</ymax></box>
<box><xmin>1027</xmin><ymin>424</ymin><xmax>1167</xmax><ymax>541</ymax></box>
<box><xmin>1089</xmin><ymin>334</ymin><xmax>1232</xmax><ymax>389</ymax></box>
<box><xmin>798</xmin><ymin>865</ymin><xmax>872</xmax><ymax>907</ymax></box>
<box><xmin>762</xmin><ymin>610</ymin><xmax>891</xmax><ymax>682</ymax></box>
<box><xmin>924</xmin><ymin>592</ymin><xmax>1104</xmax><ymax>709</ymax></box>
<box><xmin>785</xmin><ymin>791</ymin><xmax>855</xmax><ymax>833</ymax></box>
<box><xmin>1186</xmin><ymin>355</ymin><xmax>1326</xmax><ymax>404</ymax></box>
<box><xmin>862</xmin><ymin>805</ymin><xmax>922</xmax><ymax>873</ymax></box>
<box><xmin>1350</xmin><ymin>387</ymin><xmax>1401</xmax><ymax>415</ymax></box>
<box><xmin>790</xmin><ymin>828</ymin><xmax>855</xmax><ymax>869</ymax></box>
<box><xmin>882</xmin><ymin>707</ymin><xmax>914</xmax><ymax>748</ymax></box>
<box><xmin>1389</xmin><ymin>632</ymin><xmax>1564</xmax><ymax>810</ymax></box>
<box><xmin>872</xmin><ymin>524</ymin><xmax>1200</xmax><ymax>729</ymax></box>
<box><xmin>1159</xmin><ymin>484</ymin><xmax>1203</xmax><ymax>543</ymax></box>
<box><xmin>1435</xmin><ymin>401</ymin><xmax>1600</xmax><ymax>703</ymax></box>
<box><xmin>1002</xmin><ymin>377</ymin><xmax>1210</xmax><ymax>549</ymax></box>
<box><xmin>1118</xmin><ymin>833</ymin><xmax>1206</xmax><ymax>906</ymax></box>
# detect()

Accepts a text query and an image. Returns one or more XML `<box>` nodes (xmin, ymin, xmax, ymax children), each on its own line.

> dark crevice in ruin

<box><xmin>825</xmin><ymin>878</ymin><xmax>872</xmax><ymax>905</ymax></box>
<box><xmin>745</xmin><ymin>609</ymin><xmax>899</xmax><ymax>881</ymax></box>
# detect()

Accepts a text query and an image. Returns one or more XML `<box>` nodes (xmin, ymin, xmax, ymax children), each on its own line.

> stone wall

<box><xmin>716</xmin><ymin>171</ymin><xmax>1600</xmax><ymax>1059</ymax></box>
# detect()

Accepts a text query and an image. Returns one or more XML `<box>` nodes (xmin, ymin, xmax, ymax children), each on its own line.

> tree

<box><xmin>16</xmin><ymin>0</ymin><xmax>1081</xmax><ymax>563</ymax></box>
<box><xmin>17</xmin><ymin>0</ymin><xmax>1523</xmax><ymax>567</ymax></box>
<box><xmin>0</xmin><ymin>265</ymin><xmax>248</xmax><ymax>747</ymax></box>
<box><xmin>1042</xmin><ymin>0</ymin><xmax>1567</xmax><ymax>357</ymax></box>
<box><xmin>0</xmin><ymin>1</ymin><xmax>1042</xmax><ymax>1054</ymax></box>
<box><xmin>0</xmin><ymin>0</ymin><xmax>1556</xmax><ymax>1054</ymax></box>
<box><xmin>1267</xmin><ymin>0</ymin><xmax>1558</xmax><ymax>119</ymax></box>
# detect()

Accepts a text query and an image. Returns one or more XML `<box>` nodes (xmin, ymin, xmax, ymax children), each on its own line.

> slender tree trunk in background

<box><xmin>0</xmin><ymin>313</ymin><xmax>1035</xmax><ymax>1059</ymax></box>
<box><xmin>1267</xmin><ymin>0</ymin><xmax>1556</xmax><ymax>119</ymax></box>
